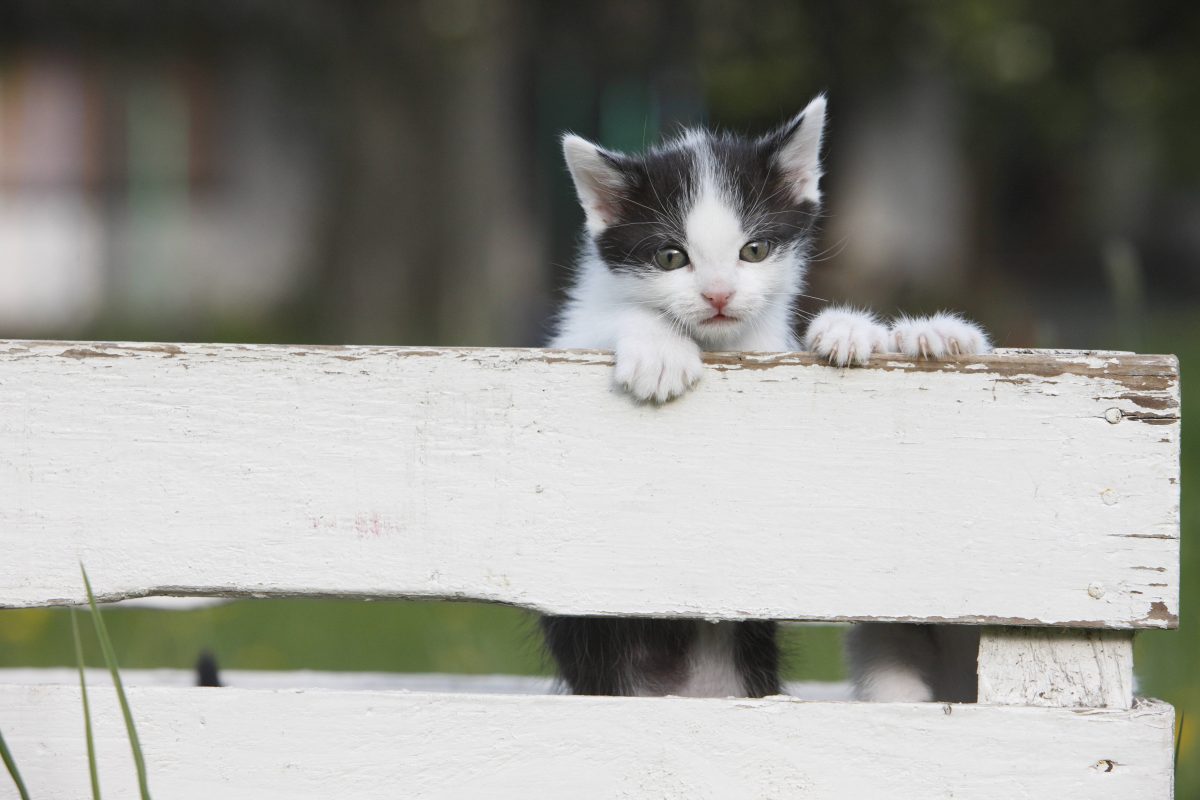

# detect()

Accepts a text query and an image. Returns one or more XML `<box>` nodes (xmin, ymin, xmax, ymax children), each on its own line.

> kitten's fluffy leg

<box><xmin>845</xmin><ymin>314</ymin><xmax>990</xmax><ymax>703</ymax></box>
<box><xmin>845</xmin><ymin>623</ymin><xmax>937</xmax><ymax>702</ymax></box>
<box><xmin>889</xmin><ymin>312</ymin><xmax>991</xmax><ymax>358</ymax></box>
<box><xmin>612</xmin><ymin>310</ymin><xmax>704</xmax><ymax>403</ymax></box>
<box><xmin>846</xmin><ymin>624</ymin><xmax>981</xmax><ymax>702</ymax></box>
<box><xmin>804</xmin><ymin>307</ymin><xmax>890</xmax><ymax>366</ymax></box>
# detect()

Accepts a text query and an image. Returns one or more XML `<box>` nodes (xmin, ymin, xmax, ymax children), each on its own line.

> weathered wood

<box><xmin>977</xmin><ymin>627</ymin><xmax>1135</xmax><ymax>708</ymax></box>
<box><xmin>0</xmin><ymin>341</ymin><xmax>1180</xmax><ymax>627</ymax></box>
<box><xmin>0</xmin><ymin>685</ymin><xmax>1174</xmax><ymax>799</ymax></box>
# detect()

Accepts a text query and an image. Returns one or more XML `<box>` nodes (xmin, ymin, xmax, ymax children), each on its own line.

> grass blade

<box><xmin>1176</xmin><ymin>709</ymin><xmax>1185</xmax><ymax>766</ymax></box>
<box><xmin>71</xmin><ymin>609</ymin><xmax>102</xmax><ymax>800</ymax></box>
<box><xmin>0</xmin><ymin>726</ymin><xmax>32</xmax><ymax>800</ymax></box>
<box><xmin>81</xmin><ymin>565</ymin><xmax>151</xmax><ymax>800</ymax></box>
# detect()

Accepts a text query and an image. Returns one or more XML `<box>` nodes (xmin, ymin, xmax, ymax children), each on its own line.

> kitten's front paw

<box><xmin>890</xmin><ymin>313</ymin><xmax>991</xmax><ymax>359</ymax></box>
<box><xmin>804</xmin><ymin>308</ymin><xmax>889</xmax><ymax>366</ymax></box>
<box><xmin>613</xmin><ymin>336</ymin><xmax>704</xmax><ymax>403</ymax></box>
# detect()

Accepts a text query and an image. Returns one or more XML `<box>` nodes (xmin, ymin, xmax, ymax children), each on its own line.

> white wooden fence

<box><xmin>0</xmin><ymin>341</ymin><xmax>1181</xmax><ymax>798</ymax></box>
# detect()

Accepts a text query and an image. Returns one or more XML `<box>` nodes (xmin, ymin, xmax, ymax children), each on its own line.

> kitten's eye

<box><xmin>739</xmin><ymin>240</ymin><xmax>771</xmax><ymax>262</ymax></box>
<box><xmin>653</xmin><ymin>247</ymin><xmax>689</xmax><ymax>270</ymax></box>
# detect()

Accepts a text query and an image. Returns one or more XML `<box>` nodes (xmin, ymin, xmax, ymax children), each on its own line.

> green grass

<box><xmin>0</xmin><ymin>600</ymin><xmax>845</xmax><ymax>682</ymax></box>
<box><xmin>81</xmin><ymin>566</ymin><xmax>150</xmax><ymax>800</ymax></box>
<box><xmin>71</xmin><ymin>610</ymin><xmax>101</xmax><ymax>800</ymax></box>
<box><xmin>1131</xmin><ymin>312</ymin><xmax>1200</xmax><ymax>796</ymax></box>
<box><xmin>0</xmin><ymin>726</ymin><xmax>32</xmax><ymax>800</ymax></box>
<box><xmin>3</xmin><ymin>570</ymin><xmax>153</xmax><ymax>799</ymax></box>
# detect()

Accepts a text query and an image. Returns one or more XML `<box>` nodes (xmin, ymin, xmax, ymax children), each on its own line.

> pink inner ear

<box><xmin>590</xmin><ymin>192</ymin><xmax>623</xmax><ymax>228</ymax></box>
<box><xmin>790</xmin><ymin>173</ymin><xmax>816</xmax><ymax>204</ymax></box>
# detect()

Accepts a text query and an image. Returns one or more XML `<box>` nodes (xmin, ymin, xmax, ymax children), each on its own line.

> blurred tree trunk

<box><xmin>307</xmin><ymin>0</ymin><xmax>543</xmax><ymax>347</ymax></box>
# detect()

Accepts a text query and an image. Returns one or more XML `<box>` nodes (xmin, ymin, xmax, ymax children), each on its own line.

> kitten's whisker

<box><xmin>595</xmin><ymin>186</ymin><xmax>669</xmax><ymax>220</ymax></box>
<box><xmin>604</xmin><ymin>220</ymin><xmax>664</xmax><ymax>229</ymax></box>
<box><xmin>808</xmin><ymin>236</ymin><xmax>851</xmax><ymax>263</ymax></box>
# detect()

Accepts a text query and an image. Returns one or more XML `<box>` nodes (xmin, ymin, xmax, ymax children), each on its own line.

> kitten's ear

<box><xmin>764</xmin><ymin>94</ymin><xmax>827</xmax><ymax>205</ymax></box>
<box><xmin>562</xmin><ymin>134</ymin><xmax>627</xmax><ymax>234</ymax></box>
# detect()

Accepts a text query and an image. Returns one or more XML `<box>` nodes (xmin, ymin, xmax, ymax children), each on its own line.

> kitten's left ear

<box><xmin>763</xmin><ymin>94</ymin><xmax>827</xmax><ymax>205</ymax></box>
<box><xmin>562</xmin><ymin>134</ymin><xmax>628</xmax><ymax>235</ymax></box>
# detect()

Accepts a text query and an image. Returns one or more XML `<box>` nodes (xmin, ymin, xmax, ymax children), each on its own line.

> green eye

<box><xmin>739</xmin><ymin>240</ymin><xmax>771</xmax><ymax>262</ymax></box>
<box><xmin>653</xmin><ymin>247</ymin><xmax>689</xmax><ymax>270</ymax></box>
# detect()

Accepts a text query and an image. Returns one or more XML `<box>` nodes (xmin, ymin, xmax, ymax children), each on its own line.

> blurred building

<box><xmin>0</xmin><ymin>0</ymin><xmax>1196</xmax><ymax>351</ymax></box>
<box><xmin>0</xmin><ymin>51</ymin><xmax>318</xmax><ymax>329</ymax></box>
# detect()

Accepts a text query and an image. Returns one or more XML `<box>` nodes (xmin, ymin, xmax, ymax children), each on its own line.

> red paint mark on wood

<box><xmin>355</xmin><ymin>513</ymin><xmax>383</xmax><ymax>538</ymax></box>
<box><xmin>308</xmin><ymin>513</ymin><xmax>400</xmax><ymax>538</ymax></box>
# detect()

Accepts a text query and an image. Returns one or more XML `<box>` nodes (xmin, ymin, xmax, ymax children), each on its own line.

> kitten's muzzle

<box><xmin>701</xmin><ymin>312</ymin><xmax>738</xmax><ymax>325</ymax></box>
<box><xmin>702</xmin><ymin>289</ymin><xmax>734</xmax><ymax>313</ymax></box>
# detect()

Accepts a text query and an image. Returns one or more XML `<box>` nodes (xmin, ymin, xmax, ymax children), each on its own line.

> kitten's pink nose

<box><xmin>703</xmin><ymin>290</ymin><xmax>734</xmax><ymax>312</ymax></box>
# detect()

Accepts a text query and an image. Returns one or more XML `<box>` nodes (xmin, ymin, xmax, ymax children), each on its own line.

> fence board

<box><xmin>0</xmin><ymin>685</ymin><xmax>1174</xmax><ymax>799</ymax></box>
<box><xmin>0</xmin><ymin>341</ymin><xmax>1180</xmax><ymax>627</ymax></box>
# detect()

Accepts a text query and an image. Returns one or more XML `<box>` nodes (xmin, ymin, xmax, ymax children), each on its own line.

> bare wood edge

<box><xmin>0</xmin><ymin>340</ymin><xmax>1180</xmax><ymax>407</ymax></box>
<box><xmin>13</xmin><ymin>587</ymin><xmax>1179</xmax><ymax>629</ymax></box>
<box><xmin>1</xmin><ymin>340</ymin><xmax>1180</xmax><ymax>624</ymax></box>
<box><xmin>0</xmin><ymin>339</ymin><xmax>1180</xmax><ymax>373</ymax></box>
<box><xmin>0</xmin><ymin>340</ymin><xmax>1181</xmax><ymax>417</ymax></box>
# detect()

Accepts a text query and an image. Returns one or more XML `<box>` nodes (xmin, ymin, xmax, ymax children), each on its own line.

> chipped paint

<box><xmin>0</xmin><ymin>685</ymin><xmax>1176</xmax><ymax>799</ymax></box>
<box><xmin>59</xmin><ymin>347</ymin><xmax>120</xmax><ymax>359</ymax></box>
<box><xmin>1145</xmin><ymin>602</ymin><xmax>1177</xmax><ymax>625</ymax></box>
<box><xmin>0</xmin><ymin>340</ymin><xmax>1180</xmax><ymax>630</ymax></box>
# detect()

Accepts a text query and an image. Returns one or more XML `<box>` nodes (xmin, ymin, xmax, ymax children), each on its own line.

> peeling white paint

<box><xmin>0</xmin><ymin>342</ymin><xmax>1180</xmax><ymax>628</ymax></box>
<box><xmin>978</xmin><ymin>628</ymin><xmax>1134</xmax><ymax>708</ymax></box>
<box><xmin>0</xmin><ymin>685</ymin><xmax>1174</xmax><ymax>799</ymax></box>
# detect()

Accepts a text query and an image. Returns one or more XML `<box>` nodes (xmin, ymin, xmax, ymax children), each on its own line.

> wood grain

<box><xmin>977</xmin><ymin>627</ymin><xmax>1134</xmax><ymax>708</ymax></box>
<box><xmin>0</xmin><ymin>685</ymin><xmax>1174</xmax><ymax>799</ymax></box>
<box><xmin>0</xmin><ymin>341</ymin><xmax>1180</xmax><ymax>627</ymax></box>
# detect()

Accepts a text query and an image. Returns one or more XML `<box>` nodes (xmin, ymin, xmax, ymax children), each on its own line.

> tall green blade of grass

<box><xmin>0</xmin><ymin>726</ymin><xmax>32</xmax><ymax>800</ymax></box>
<box><xmin>71</xmin><ymin>609</ymin><xmax>102</xmax><ymax>800</ymax></box>
<box><xmin>1177</xmin><ymin>710</ymin><xmax>1186</xmax><ymax>767</ymax></box>
<box><xmin>80</xmin><ymin>565</ymin><xmax>151</xmax><ymax>800</ymax></box>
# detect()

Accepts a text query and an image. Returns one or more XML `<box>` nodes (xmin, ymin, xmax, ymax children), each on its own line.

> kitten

<box><xmin>544</xmin><ymin>95</ymin><xmax>990</xmax><ymax>699</ymax></box>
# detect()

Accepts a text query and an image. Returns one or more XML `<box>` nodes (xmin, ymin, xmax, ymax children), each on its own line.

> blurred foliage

<box><xmin>0</xmin><ymin>0</ymin><xmax>1197</xmax><ymax>343</ymax></box>
<box><xmin>1136</xmin><ymin>311</ymin><xmax>1199</xmax><ymax>793</ymax></box>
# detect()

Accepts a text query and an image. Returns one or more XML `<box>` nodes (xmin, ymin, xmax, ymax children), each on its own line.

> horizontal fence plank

<box><xmin>0</xmin><ymin>685</ymin><xmax>1175</xmax><ymax>799</ymax></box>
<box><xmin>0</xmin><ymin>341</ymin><xmax>1180</xmax><ymax>626</ymax></box>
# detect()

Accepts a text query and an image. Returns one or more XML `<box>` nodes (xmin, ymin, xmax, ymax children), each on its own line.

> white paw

<box><xmin>890</xmin><ymin>313</ymin><xmax>991</xmax><ymax>359</ymax></box>
<box><xmin>804</xmin><ymin>308</ymin><xmax>889</xmax><ymax>366</ymax></box>
<box><xmin>613</xmin><ymin>335</ymin><xmax>704</xmax><ymax>403</ymax></box>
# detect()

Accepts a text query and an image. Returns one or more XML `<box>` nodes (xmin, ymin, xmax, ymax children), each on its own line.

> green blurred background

<box><xmin>0</xmin><ymin>0</ymin><xmax>1195</xmax><ymax>793</ymax></box>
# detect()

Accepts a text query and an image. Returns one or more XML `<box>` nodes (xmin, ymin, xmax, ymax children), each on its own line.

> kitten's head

<box><xmin>563</xmin><ymin>95</ymin><xmax>826</xmax><ymax>346</ymax></box>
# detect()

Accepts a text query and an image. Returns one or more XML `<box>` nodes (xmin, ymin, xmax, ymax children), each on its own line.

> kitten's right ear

<box><xmin>563</xmin><ymin>134</ymin><xmax>627</xmax><ymax>234</ymax></box>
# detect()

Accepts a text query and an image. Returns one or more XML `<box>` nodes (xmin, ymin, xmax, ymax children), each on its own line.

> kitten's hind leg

<box><xmin>846</xmin><ymin>623</ymin><xmax>981</xmax><ymax>702</ymax></box>
<box><xmin>845</xmin><ymin>623</ymin><xmax>937</xmax><ymax>702</ymax></box>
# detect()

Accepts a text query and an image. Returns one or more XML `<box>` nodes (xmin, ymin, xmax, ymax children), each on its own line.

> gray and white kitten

<box><xmin>545</xmin><ymin>95</ymin><xmax>989</xmax><ymax>701</ymax></box>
